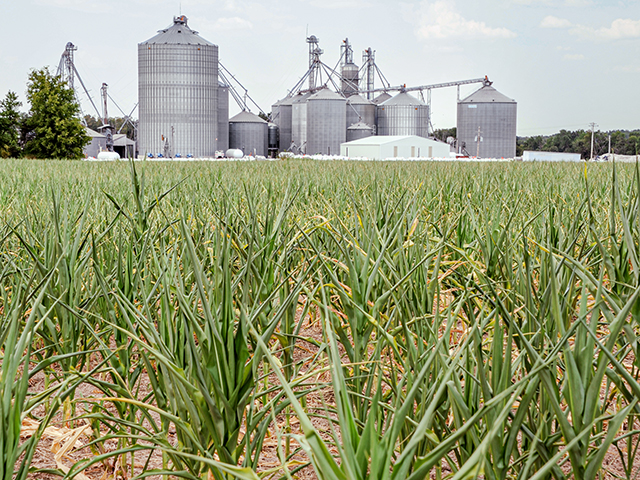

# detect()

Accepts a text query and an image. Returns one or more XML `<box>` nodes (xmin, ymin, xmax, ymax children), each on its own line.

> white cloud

<box><xmin>409</xmin><ymin>1</ymin><xmax>516</xmax><ymax>40</ymax></box>
<box><xmin>540</xmin><ymin>16</ymin><xmax>573</xmax><ymax>28</ymax></box>
<box><xmin>34</xmin><ymin>0</ymin><xmax>112</xmax><ymax>13</ymax></box>
<box><xmin>539</xmin><ymin>15</ymin><xmax>640</xmax><ymax>40</ymax></box>
<box><xmin>564</xmin><ymin>53</ymin><xmax>584</xmax><ymax>60</ymax></box>
<box><xmin>512</xmin><ymin>0</ymin><xmax>592</xmax><ymax>5</ymax></box>
<box><xmin>584</xmin><ymin>18</ymin><xmax>640</xmax><ymax>39</ymax></box>
<box><xmin>308</xmin><ymin>0</ymin><xmax>372</xmax><ymax>7</ymax></box>
<box><xmin>212</xmin><ymin>17</ymin><xmax>253</xmax><ymax>31</ymax></box>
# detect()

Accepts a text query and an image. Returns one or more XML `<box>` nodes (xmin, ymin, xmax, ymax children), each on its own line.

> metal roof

<box><xmin>342</xmin><ymin>135</ymin><xmax>444</xmax><ymax>146</ymax></box>
<box><xmin>229</xmin><ymin>110</ymin><xmax>267</xmax><ymax>124</ymax></box>
<box><xmin>308</xmin><ymin>89</ymin><xmax>346</xmax><ymax>101</ymax></box>
<box><xmin>140</xmin><ymin>16</ymin><xmax>215</xmax><ymax>46</ymax></box>
<box><xmin>293</xmin><ymin>92</ymin><xmax>314</xmax><ymax>104</ymax></box>
<box><xmin>373</xmin><ymin>92</ymin><xmax>392</xmax><ymax>105</ymax></box>
<box><xmin>460</xmin><ymin>85</ymin><xmax>515</xmax><ymax>104</ymax></box>
<box><xmin>347</xmin><ymin>94</ymin><xmax>373</xmax><ymax>106</ymax></box>
<box><xmin>381</xmin><ymin>92</ymin><xmax>425</xmax><ymax>107</ymax></box>
<box><xmin>85</xmin><ymin>127</ymin><xmax>105</xmax><ymax>138</ymax></box>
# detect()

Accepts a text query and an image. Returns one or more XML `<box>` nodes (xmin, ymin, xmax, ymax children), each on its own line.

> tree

<box><xmin>23</xmin><ymin>68</ymin><xmax>89</xmax><ymax>159</ymax></box>
<box><xmin>433</xmin><ymin>127</ymin><xmax>456</xmax><ymax>143</ymax></box>
<box><xmin>0</xmin><ymin>91</ymin><xmax>22</xmax><ymax>158</ymax></box>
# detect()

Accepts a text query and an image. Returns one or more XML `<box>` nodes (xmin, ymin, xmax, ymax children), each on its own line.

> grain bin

<box><xmin>346</xmin><ymin>94</ymin><xmax>375</xmax><ymax>132</ymax></box>
<box><xmin>229</xmin><ymin>111</ymin><xmax>268</xmax><ymax>157</ymax></box>
<box><xmin>372</xmin><ymin>92</ymin><xmax>392</xmax><ymax>105</ymax></box>
<box><xmin>346</xmin><ymin>122</ymin><xmax>374</xmax><ymax>142</ymax></box>
<box><xmin>271</xmin><ymin>96</ymin><xmax>294</xmax><ymax>151</ymax></box>
<box><xmin>341</xmin><ymin>62</ymin><xmax>359</xmax><ymax>97</ymax></box>
<box><xmin>218</xmin><ymin>83</ymin><xmax>229</xmax><ymax>153</ymax></box>
<box><xmin>291</xmin><ymin>92</ymin><xmax>313</xmax><ymax>154</ymax></box>
<box><xmin>268</xmin><ymin>123</ymin><xmax>279</xmax><ymax>156</ymax></box>
<box><xmin>306</xmin><ymin>89</ymin><xmax>347</xmax><ymax>156</ymax></box>
<box><xmin>376</xmin><ymin>92</ymin><xmax>429</xmax><ymax>138</ymax></box>
<box><xmin>138</xmin><ymin>16</ymin><xmax>219</xmax><ymax>158</ymax></box>
<box><xmin>456</xmin><ymin>81</ymin><xmax>517</xmax><ymax>158</ymax></box>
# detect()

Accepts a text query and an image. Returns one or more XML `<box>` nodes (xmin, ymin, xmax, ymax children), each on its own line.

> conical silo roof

<box><xmin>229</xmin><ymin>111</ymin><xmax>267</xmax><ymax>124</ymax></box>
<box><xmin>308</xmin><ymin>89</ymin><xmax>346</xmax><ymax>101</ymax></box>
<box><xmin>460</xmin><ymin>85</ymin><xmax>515</xmax><ymax>104</ymax></box>
<box><xmin>140</xmin><ymin>16</ymin><xmax>214</xmax><ymax>46</ymax></box>
<box><xmin>347</xmin><ymin>94</ymin><xmax>373</xmax><ymax>106</ymax></box>
<box><xmin>381</xmin><ymin>92</ymin><xmax>425</xmax><ymax>106</ymax></box>
<box><xmin>373</xmin><ymin>92</ymin><xmax>392</xmax><ymax>105</ymax></box>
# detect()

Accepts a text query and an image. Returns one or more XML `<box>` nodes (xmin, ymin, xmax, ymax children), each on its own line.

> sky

<box><xmin>0</xmin><ymin>0</ymin><xmax>639</xmax><ymax>136</ymax></box>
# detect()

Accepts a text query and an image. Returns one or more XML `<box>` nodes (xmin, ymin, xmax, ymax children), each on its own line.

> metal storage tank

<box><xmin>376</xmin><ymin>92</ymin><xmax>429</xmax><ymax>138</ymax></box>
<box><xmin>229</xmin><ymin>110</ymin><xmax>268</xmax><ymax>157</ymax></box>
<box><xmin>346</xmin><ymin>94</ymin><xmax>375</xmax><ymax>132</ymax></box>
<box><xmin>346</xmin><ymin>122</ymin><xmax>373</xmax><ymax>142</ymax></box>
<box><xmin>457</xmin><ymin>82</ymin><xmax>517</xmax><ymax>158</ymax></box>
<box><xmin>272</xmin><ymin>96</ymin><xmax>294</xmax><ymax>151</ymax></box>
<box><xmin>217</xmin><ymin>82</ymin><xmax>229</xmax><ymax>153</ymax></box>
<box><xmin>268</xmin><ymin>123</ymin><xmax>279</xmax><ymax>156</ymax></box>
<box><xmin>341</xmin><ymin>62</ymin><xmax>359</xmax><ymax>97</ymax></box>
<box><xmin>291</xmin><ymin>92</ymin><xmax>313</xmax><ymax>154</ymax></box>
<box><xmin>373</xmin><ymin>92</ymin><xmax>392</xmax><ymax>105</ymax></box>
<box><xmin>306</xmin><ymin>89</ymin><xmax>347</xmax><ymax>156</ymax></box>
<box><xmin>138</xmin><ymin>15</ymin><xmax>218</xmax><ymax>158</ymax></box>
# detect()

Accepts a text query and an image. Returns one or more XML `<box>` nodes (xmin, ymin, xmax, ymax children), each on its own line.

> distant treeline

<box><xmin>433</xmin><ymin>127</ymin><xmax>640</xmax><ymax>159</ymax></box>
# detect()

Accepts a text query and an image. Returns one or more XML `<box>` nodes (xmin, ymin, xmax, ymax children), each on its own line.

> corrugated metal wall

<box><xmin>457</xmin><ymin>102</ymin><xmax>517</xmax><ymax>158</ymax></box>
<box><xmin>138</xmin><ymin>43</ymin><xmax>219</xmax><ymax>157</ymax></box>
<box><xmin>306</xmin><ymin>96</ymin><xmax>346</xmax><ymax>155</ymax></box>
<box><xmin>229</xmin><ymin>122</ymin><xmax>268</xmax><ymax>157</ymax></box>
<box><xmin>217</xmin><ymin>85</ymin><xmax>229</xmax><ymax>153</ymax></box>
<box><xmin>376</xmin><ymin>103</ymin><xmax>429</xmax><ymax>137</ymax></box>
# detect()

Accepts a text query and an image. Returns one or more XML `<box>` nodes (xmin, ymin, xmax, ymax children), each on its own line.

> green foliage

<box><xmin>2</xmin><ymin>159</ymin><xmax>640</xmax><ymax>479</ymax></box>
<box><xmin>84</xmin><ymin>114</ymin><xmax>136</xmax><ymax>141</ymax></box>
<box><xmin>0</xmin><ymin>91</ymin><xmax>22</xmax><ymax>158</ymax></box>
<box><xmin>518</xmin><ymin>128</ymin><xmax>640</xmax><ymax>158</ymax></box>
<box><xmin>23</xmin><ymin>68</ymin><xmax>90</xmax><ymax>159</ymax></box>
<box><xmin>433</xmin><ymin>127</ymin><xmax>456</xmax><ymax>143</ymax></box>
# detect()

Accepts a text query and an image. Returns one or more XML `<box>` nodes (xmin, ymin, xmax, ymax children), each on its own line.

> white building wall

<box><xmin>523</xmin><ymin>151</ymin><xmax>582</xmax><ymax>162</ymax></box>
<box><xmin>341</xmin><ymin>136</ymin><xmax>450</xmax><ymax>159</ymax></box>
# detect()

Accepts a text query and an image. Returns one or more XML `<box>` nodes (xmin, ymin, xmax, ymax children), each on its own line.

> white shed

<box><xmin>523</xmin><ymin>151</ymin><xmax>582</xmax><ymax>162</ymax></box>
<box><xmin>340</xmin><ymin>135</ymin><xmax>451</xmax><ymax>159</ymax></box>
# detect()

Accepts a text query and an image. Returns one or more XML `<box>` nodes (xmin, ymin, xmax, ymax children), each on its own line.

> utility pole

<box><xmin>589</xmin><ymin>122</ymin><xmax>597</xmax><ymax>161</ymax></box>
<box><xmin>608</xmin><ymin>134</ymin><xmax>611</xmax><ymax>155</ymax></box>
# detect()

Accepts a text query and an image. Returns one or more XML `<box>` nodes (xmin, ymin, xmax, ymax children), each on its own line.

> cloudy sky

<box><xmin>1</xmin><ymin>0</ymin><xmax>638</xmax><ymax>135</ymax></box>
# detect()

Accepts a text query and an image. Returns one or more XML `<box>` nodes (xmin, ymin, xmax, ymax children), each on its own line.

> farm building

<box><xmin>340</xmin><ymin>135</ymin><xmax>451</xmax><ymax>159</ymax></box>
<box><xmin>522</xmin><ymin>151</ymin><xmax>582</xmax><ymax>162</ymax></box>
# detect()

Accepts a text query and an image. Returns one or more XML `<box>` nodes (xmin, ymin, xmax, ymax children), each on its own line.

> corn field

<box><xmin>2</xmin><ymin>158</ymin><xmax>640</xmax><ymax>480</ymax></box>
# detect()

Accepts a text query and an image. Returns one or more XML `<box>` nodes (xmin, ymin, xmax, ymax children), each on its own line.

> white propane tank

<box><xmin>225</xmin><ymin>149</ymin><xmax>244</xmax><ymax>159</ymax></box>
<box><xmin>97</xmin><ymin>152</ymin><xmax>121</xmax><ymax>161</ymax></box>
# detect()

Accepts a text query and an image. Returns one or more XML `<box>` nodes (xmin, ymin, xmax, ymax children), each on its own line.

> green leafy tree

<box><xmin>23</xmin><ymin>68</ymin><xmax>89</xmax><ymax>159</ymax></box>
<box><xmin>433</xmin><ymin>127</ymin><xmax>456</xmax><ymax>143</ymax></box>
<box><xmin>0</xmin><ymin>91</ymin><xmax>22</xmax><ymax>158</ymax></box>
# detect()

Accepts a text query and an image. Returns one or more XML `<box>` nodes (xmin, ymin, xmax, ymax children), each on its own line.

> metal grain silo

<box><xmin>217</xmin><ymin>82</ymin><xmax>229</xmax><ymax>153</ymax></box>
<box><xmin>291</xmin><ymin>92</ymin><xmax>313</xmax><ymax>154</ymax></box>
<box><xmin>373</xmin><ymin>92</ymin><xmax>392</xmax><ymax>105</ymax></box>
<box><xmin>346</xmin><ymin>94</ymin><xmax>375</xmax><ymax>132</ymax></box>
<box><xmin>346</xmin><ymin>122</ymin><xmax>373</xmax><ymax>142</ymax></box>
<box><xmin>341</xmin><ymin>62</ymin><xmax>359</xmax><ymax>97</ymax></box>
<box><xmin>138</xmin><ymin>16</ymin><xmax>218</xmax><ymax>157</ymax></box>
<box><xmin>272</xmin><ymin>96</ymin><xmax>295</xmax><ymax>151</ymax></box>
<box><xmin>306</xmin><ymin>89</ymin><xmax>346</xmax><ymax>156</ymax></box>
<box><xmin>376</xmin><ymin>92</ymin><xmax>429</xmax><ymax>138</ymax></box>
<box><xmin>457</xmin><ymin>82</ymin><xmax>517</xmax><ymax>158</ymax></box>
<box><xmin>268</xmin><ymin>122</ymin><xmax>279</xmax><ymax>156</ymax></box>
<box><xmin>229</xmin><ymin>110</ymin><xmax>268</xmax><ymax>157</ymax></box>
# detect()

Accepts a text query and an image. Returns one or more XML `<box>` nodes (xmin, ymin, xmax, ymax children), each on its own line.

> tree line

<box><xmin>433</xmin><ymin>127</ymin><xmax>640</xmax><ymax>159</ymax></box>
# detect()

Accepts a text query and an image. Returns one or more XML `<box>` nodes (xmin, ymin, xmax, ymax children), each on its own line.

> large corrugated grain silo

<box><xmin>271</xmin><ymin>96</ymin><xmax>293</xmax><ymax>151</ymax></box>
<box><xmin>138</xmin><ymin>16</ymin><xmax>219</xmax><ymax>157</ymax></box>
<box><xmin>218</xmin><ymin>83</ymin><xmax>229</xmax><ymax>153</ymax></box>
<box><xmin>306</xmin><ymin>89</ymin><xmax>346</xmax><ymax>156</ymax></box>
<box><xmin>229</xmin><ymin>111</ymin><xmax>268</xmax><ymax>157</ymax></box>
<box><xmin>346</xmin><ymin>95</ymin><xmax>375</xmax><ymax>132</ymax></box>
<box><xmin>376</xmin><ymin>92</ymin><xmax>429</xmax><ymax>138</ymax></box>
<box><xmin>457</xmin><ymin>81</ymin><xmax>517</xmax><ymax>158</ymax></box>
<box><xmin>291</xmin><ymin>92</ymin><xmax>313</xmax><ymax>154</ymax></box>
